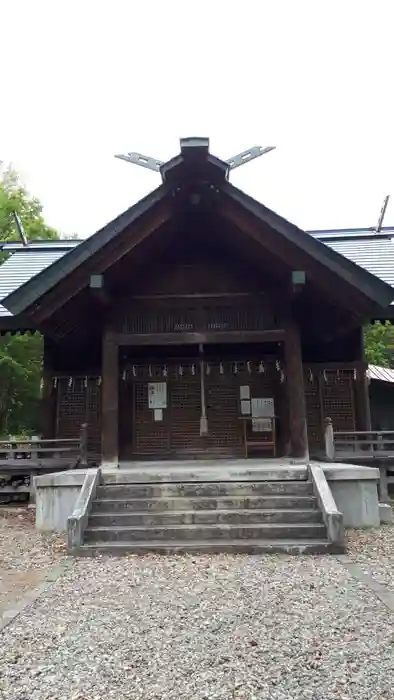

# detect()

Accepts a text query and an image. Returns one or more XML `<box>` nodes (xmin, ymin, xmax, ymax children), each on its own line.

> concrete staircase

<box><xmin>78</xmin><ymin>468</ymin><xmax>343</xmax><ymax>554</ymax></box>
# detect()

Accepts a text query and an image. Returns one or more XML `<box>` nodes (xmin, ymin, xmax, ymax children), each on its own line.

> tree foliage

<box><xmin>0</xmin><ymin>163</ymin><xmax>58</xmax><ymax>242</ymax></box>
<box><xmin>0</xmin><ymin>165</ymin><xmax>59</xmax><ymax>436</ymax></box>
<box><xmin>0</xmin><ymin>333</ymin><xmax>43</xmax><ymax>436</ymax></box>
<box><xmin>364</xmin><ymin>321</ymin><xmax>394</xmax><ymax>368</ymax></box>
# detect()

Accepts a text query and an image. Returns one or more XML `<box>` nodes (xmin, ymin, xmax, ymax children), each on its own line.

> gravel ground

<box><xmin>0</xmin><ymin>508</ymin><xmax>67</xmax><ymax>617</ymax></box>
<box><xmin>346</xmin><ymin>524</ymin><xmax>394</xmax><ymax>591</ymax></box>
<box><xmin>1</xmin><ymin>516</ymin><xmax>394</xmax><ymax>700</ymax></box>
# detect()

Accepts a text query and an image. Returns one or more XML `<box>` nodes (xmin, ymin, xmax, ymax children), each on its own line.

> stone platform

<box><xmin>32</xmin><ymin>459</ymin><xmax>390</xmax><ymax>557</ymax></box>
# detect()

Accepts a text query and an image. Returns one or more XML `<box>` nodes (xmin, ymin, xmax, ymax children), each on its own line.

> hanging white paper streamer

<box><xmin>258</xmin><ymin>361</ymin><xmax>265</xmax><ymax>374</ymax></box>
<box><xmin>247</xmin><ymin>361</ymin><xmax>251</xmax><ymax>374</ymax></box>
<box><xmin>206</xmin><ymin>363</ymin><xmax>211</xmax><ymax>375</ymax></box>
<box><xmin>323</xmin><ymin>370</ymin><xmax>328</xmax><ymax>382</ymax></box>
<box><xmin>122</xmin><ymin>370</ymin><xmax>126</xmax><ymax>381</ymax></box>
<box><xmin>148</xmin><ymin>365</ymin><xmax>153</xmax><ymax>377</ymax></box>
<box><xmin>219</xmin><ymin>363</ymin><xmax>224</xmax><ymax>375</ymax></box>
<box><xmin>97</xmin><ymin>376</ymin><xmax>102</xmax><ymax>386</ymax></box>
<box><xmin>353</xmin><ymin>368</ymin><xmax>357</xmax><ymax>380</ymax></box>
<box><xmin>280</xmin><ymin>370</ymin><xmax>285</xmax><ymax>384</ymax></box>
<box><xmin>163</xmin><ymin>365</ymin><xmax>168</xmax><ymax>377</ymax></box>
<box><xmin>84</xmin><ymin>376</ymin><xmax>88</xmax><ymax>388</ymax></box>
<box><xmin>276</xmin><ymin>360</ymin><xmax>280</xmax><ymax>371</ymax></box>
<box><xmin>179</xmin><ymin>364</ymin><xmax>184</xmax><ymax>376</ymax></box>
<box><xmin>132</xmin><ymin>365</ymin><xmax>136</xmax><ymax>377</ymax></box>
<box><xmin>53</xmin><ymin>377</ymin><xmax>58</xmax><ymax>388</ymax></box>
<box><xmin>234</xmin><ymin>362</ymin><xmax>238</xmax><ymax>374</ymax></box>
<box><xmin>68</xmin><ymin>377</ymin><xmax>73</xmax><ymax>388</ymax></box>
<box><xmin>309</xmin><ymin>368</ymin><xmax>313</xmax><ymax>383</ymax></box>
<box><xmin>191</xmin><ymin>364</ymin><xmax>196</xmax><ymax>376</ymax></box>
<box><xmin>39</xmin><ymin>378</ymin><xmax>44</xmax><ymax>391</ymax></box>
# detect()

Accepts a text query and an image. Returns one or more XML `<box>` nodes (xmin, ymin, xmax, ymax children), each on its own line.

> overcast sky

<box><xmin>1</xmin><ymin>0</ymin><xmax>393</xmax><ymax>237</ymax></box>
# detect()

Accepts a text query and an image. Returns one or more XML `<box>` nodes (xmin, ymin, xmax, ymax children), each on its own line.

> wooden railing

<box><xmin>324</xmin><ymin>417</ymin><xmax>394</xmax><ymax>502</ymax></box>
<box><xmin>0</xmin><ymin>423</ymin><xmax>88</xmax><ymax>470</ymax></box>
<box><xmin>324</xmin><ymin>417</ymin><xmax>394</xmax><ymax>462</ymax></box>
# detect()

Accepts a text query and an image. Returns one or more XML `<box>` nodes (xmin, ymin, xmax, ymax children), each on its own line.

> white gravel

<box><xmin>0</xmin><ymin>508</ymin><xmax>67</xmax><ymax>617</ymax></box>
<box><xmin>346</xmin><ymin>524</ymin><xmax>394</xmax><ymax>591</ymax></box>
<box><xmin>1</xmin><ymin>551</ymin><xmax>394</xmax><ymax>700</ymax></box>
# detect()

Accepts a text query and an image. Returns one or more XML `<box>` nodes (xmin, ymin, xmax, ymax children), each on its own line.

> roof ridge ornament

<box><xmin>115</xmin><ymin>138</ymin><xmax>275</xmax><ymax>176</ymax></box>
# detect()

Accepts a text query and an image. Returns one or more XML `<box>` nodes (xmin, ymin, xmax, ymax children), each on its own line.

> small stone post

<box><xmin>324</xmin><ymin>417</ymin><xmax>335</xmax><ymax>461</ymax></box>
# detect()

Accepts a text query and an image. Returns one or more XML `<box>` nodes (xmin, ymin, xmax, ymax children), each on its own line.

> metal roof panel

<box><xmin>0</xmin><ymin>248</ymin><xmax>75</xmax><ymax>316</ymax></box>
<box><xmin>321</xmin><ymin>237</ymin><xmax>394</xmax><ymax>288</ymax></box>
<box><xmin>367</xmin><ymin>364</ymin><xmax>394</xmax><ymax>383</ymax></box>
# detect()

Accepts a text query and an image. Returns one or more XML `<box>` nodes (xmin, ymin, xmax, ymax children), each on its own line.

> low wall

<box><xmin>35</xmin><ymin>471</ymin><xmax>87</xmax><ymax>533</ymax></box>
<box><xmin>322</xmin><ymin>464</ymin><xmax>381</xmax><ymax>528</ymax></box>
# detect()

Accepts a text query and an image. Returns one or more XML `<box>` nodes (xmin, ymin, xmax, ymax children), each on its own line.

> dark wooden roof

<box><xmin>2</xmin><ymin>137</ymin><xmax>394</xmax><ymax>322</ymax></box>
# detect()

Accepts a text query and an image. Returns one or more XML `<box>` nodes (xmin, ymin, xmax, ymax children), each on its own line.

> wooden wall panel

<box><xmin>55</xmin><ymin>377</ymin><xmax>102</xmax><ymax>464</ymax></box>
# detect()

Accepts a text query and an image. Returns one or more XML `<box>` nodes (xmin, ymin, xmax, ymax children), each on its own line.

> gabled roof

<box><xmin>1</xmin><ymin>138</ymin><xmax>394</xmax><ymax>322</ymax></box>
<box><xmin>0</xmin><ymin>242</ymin><xmax>80</xmax><ymax>317</ymax></box>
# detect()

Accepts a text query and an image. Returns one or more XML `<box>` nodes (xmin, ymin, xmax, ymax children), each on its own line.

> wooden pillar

<box><xmin>284</xmin><ymin>320</ymin><xmax>309</xmax><ymax>460</ymax></box>
<box><xmin>41</xmin><ymin>336</ymin><xmax>56</xmax><ymax>438</ymax></box>
<box><xmin>101</xmin><ymin>330</ymin><xmax>119</xmax><ymax>468</ymax></box>
<box><xmin>354</xmin><ymin>366</ymin><xmax>372</xmax><ymax>432</ymax></box>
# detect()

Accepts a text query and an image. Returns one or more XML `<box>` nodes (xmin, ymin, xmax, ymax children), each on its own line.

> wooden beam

<box><xmin>284</xmin><ymin>319</ymin><xmax>309</xmax><ymax>460</ymax></box>
<box><xmin>101</xmin><ymin>330</ymin><xmax>119</xmax><ymax>468</ymax></box>
<box><xmin>112</xmin><ymin>329</ymin><xmax>286</xmax><ymax>346</ymax></box>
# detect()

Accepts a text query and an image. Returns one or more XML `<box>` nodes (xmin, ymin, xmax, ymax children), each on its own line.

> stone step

<box><xmin>76</xmin><ymin>539</ymin><xmax>343</xmax><ymax>556</ymax></box>
<box><xmin>102</xmin><ymin>466</ymin><xmax>308</xmax><ymax>484</ymax></box>
<box><xmin>89</xmin><ymin>508</ymin><xmax>322</xmax><ymax>527</ymax></box>
<box><xmin>95</xmin><ymin>481</ymin><xmax>314</xmax><ymax>500</ymax></box>
<box><xmin>83</xmin><ymin>522</ymin><xmax>326</xmax><ymax>543</ymax></box>
<box><xmin>91</xmin><ymin>494</ymin><xmax>318</xmax><ymax>513</ymax></box>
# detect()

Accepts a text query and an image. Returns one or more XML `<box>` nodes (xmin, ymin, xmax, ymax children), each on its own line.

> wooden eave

<box><xmin>2</xmin><ymin>141</ymin><xmax>394</xmax><ymax>329</ymax></box>
<box><xmin>3</xmin><ymin>183</ymin><xmax>171</xmax><ymax>318</ymax></box>
<box><xmin>218</xmin><ymin>182</ymin><xmax>394</xmax><ymax>312</ymax></box>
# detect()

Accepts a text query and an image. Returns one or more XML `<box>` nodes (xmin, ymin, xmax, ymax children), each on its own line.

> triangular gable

<box><xmin>3</xmin><ymin>138</ymin><xmax>394</xmax><ymax>319</ymax></box>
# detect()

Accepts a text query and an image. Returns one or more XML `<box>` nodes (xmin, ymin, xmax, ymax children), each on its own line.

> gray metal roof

<box><xmin>0</xmin><ymin>243</ymin><xmax>79</xmax><ymax>316</ymax></box>
<box><xmin>321</xmin><ymin>235</ymin><xmax>394</xmax><ymax>288</ymax></box>
<box><xmin>368</xmin><ymin>364</ymin><xmax>394</xmax><ymax>384</ymax></box>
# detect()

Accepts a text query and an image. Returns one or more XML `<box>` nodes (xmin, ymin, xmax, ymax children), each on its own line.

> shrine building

<box><xmin>1</xmin><ymin>137</ymin><xmax>394</xmax><ymax>467</ymax></box>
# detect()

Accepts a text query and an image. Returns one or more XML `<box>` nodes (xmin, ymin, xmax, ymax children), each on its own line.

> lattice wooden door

<box><xmin>169</xmin><ymin>377</ymin><xmax>201</xmax><ymax>454</ymax></box>
<box><xmin>321</xmin><ymin>369</ymin><xmax>355</xmax><ymax>432</ymax></box>
<box><xmin>205</xmin><ymin>376</ymin><xmax>241</xmax><ymax>454</ymax></box>
<box><xmin>133</xmin><ymin>381</ymin><xmax>171</xmax><ymax>456</ymax></box>
<box><xmin>56</xmin><ymin>378</ymin><xmax>102</xmax><ymax>462</ymax></box>
<box><xmin>56</xmin><ymin>378</ymin><xmax>86</xmax><ymax>439</ymax></box>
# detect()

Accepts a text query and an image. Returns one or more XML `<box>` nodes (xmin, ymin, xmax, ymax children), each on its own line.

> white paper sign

<box><xmin>252</xmin><ymin>418</ymin><xmax>272</xmax><ymax>432</ymax></box>
<box><xmin>148</xmin><ymin>382</ymin><xmax>167</xmax><ymax>409</ymax></box>
<box><xmin>251</xmin><ymin>397</ymin><xmax>275</xmax><ymax>418</ymax></box>
<box><xmin>240</xmin><ymin>385</ymin><xmax>250</xmax><ymax>400</ymax></box>
<box><xmin>241</xmin><ymin>399</ymin><xmax>251</xmax><ymax>415</ymax></box>
<box><xmin>154</xmin><ymin>408</ymin><xmax>163</xmax><ymax>422</ymax></box>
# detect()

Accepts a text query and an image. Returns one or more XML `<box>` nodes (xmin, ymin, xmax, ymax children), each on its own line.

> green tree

<box><xmin>0</xmin><ymin>165</ymin><xmax>59</xmax><ymax>436</ymax></box>
<box><xmin>364</xmin><ymin>321</ymin><xmax>394</xmax><ymax>367</ymax></box>
<box><xmin>0</xmin><ymin>162</ymin><xmax>58</xmax><ymax>241</ymax></box>
<box><xmin>0</xmin><ymin>333</ymin><xmax>43</xmax><ymax>435</ymax></box>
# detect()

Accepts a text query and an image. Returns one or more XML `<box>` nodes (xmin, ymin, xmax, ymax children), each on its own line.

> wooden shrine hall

<box><xmin>2</xmin><ymin>137</ymin><xmax>394</xmax><ymax>467</ymax></box>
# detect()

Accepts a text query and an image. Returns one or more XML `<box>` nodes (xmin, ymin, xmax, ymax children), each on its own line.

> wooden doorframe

<box><xmin>102</xmin><ymin>329</ymin><xmax>288</xmax><ymax>465</ymax></box>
